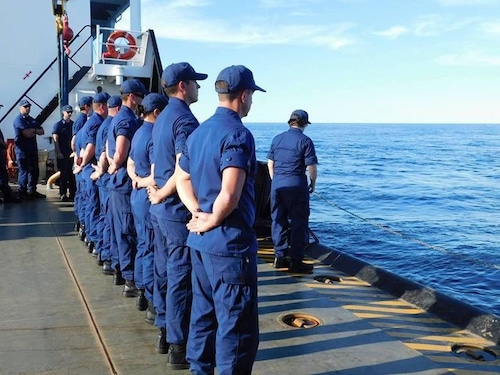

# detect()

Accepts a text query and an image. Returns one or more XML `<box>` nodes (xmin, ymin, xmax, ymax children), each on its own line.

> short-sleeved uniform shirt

<box><xmin>130</xmin><ymin>120</ymin><xmax>154</xmax><ymax>179</ymax></box>
<box><xmin>52</xmin><ymin>119</ymin><xmax>74</xmax><ymax>157</ymax></box>
<box><xmin>179</xmin><ymin>107</ymin><xmax>258</xmax><ymax>256</ymax></box>
<box><xmin>79</xmin><ymin>112</ymin><xmax>104</xmax><ymax>178</ymax></box>
<box><xmin>150</xmin><ymin>98</ymin><xmax>199</xmax><ymax>222</ymax></box>
<box><xmin>107</xmin><ymin>106</ymin><xmax>140</xmax><ymax>193</ymax></box>
<box><xmin>72</xmin><ymin>112</ymin><xmax>88</xmax><ymax>136</ymax></box>
<box><xmin>267</xmin><ymin>127</ymin><xmax>318</xmax><ymax>191</ymax></box>
<box><xmin>13</xmin><ymin>114</ymin><xmax>41</xmax><ymax>157</ymax></box>
<box><xmin>95</xmin><ymin>115</ymin><xmax>113</xmax><ymax>188</ymax></box>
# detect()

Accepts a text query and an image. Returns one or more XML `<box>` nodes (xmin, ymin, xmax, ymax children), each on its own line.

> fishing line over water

<box><xmin>313</xmin><ymin>191</ymin><xmax>500</xmax><ymax>271</ymax></box>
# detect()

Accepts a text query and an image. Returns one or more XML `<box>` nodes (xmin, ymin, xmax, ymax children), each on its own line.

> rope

<box><xmin>313</xmin><ymin>191</ymin><xmax>500</xmax><ymax>271</ymax></box>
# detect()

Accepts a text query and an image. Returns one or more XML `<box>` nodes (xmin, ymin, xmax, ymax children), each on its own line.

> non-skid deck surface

<box><xmin>0</xmin><ymin>187</ymin><xmax>498</xmax><ymax>374</ymax></box>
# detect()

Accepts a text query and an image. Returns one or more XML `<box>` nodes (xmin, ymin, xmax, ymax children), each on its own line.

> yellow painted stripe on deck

<box><xmin>314</xmin><ymin>288</ymin><xmax>386</xmax><ymax>297</ymax></box>
<box><xmin>372</xmin><ymin>322</ymin><xmax>456</xmax><ymax>333</ymax></box>
<box><xmin>405</xmin><ymin>343</ymin><xmax>451</xmax><ymax>352</ymax></box>
<box><xmin>418</xmin><ymin>335</ymin><xmax>492</xmax><ymax>345</ymax></box>
<box><xmin>343</xmin><ymin>304</ymin><xmax>422</xmax><ymax>314</ymax></box>
<box><xmin>370</xmin><ymin>300</ymin><xmax>413</xmax><ymax>306</ymax></box>
<box><xmin>355</xmin><ymin>312</ymin><xmax>395</xmax><ymax>318</ymax></box>
<box><xmin>353</xmin><ymin>312</ymin><xmax>444</xmax><ymax>323</ymax></box>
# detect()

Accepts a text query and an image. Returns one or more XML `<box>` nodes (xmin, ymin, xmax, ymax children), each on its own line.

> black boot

<box><xmin>96</xmin><ymin>252</ymin><xmax>104</xmax><ymax>266</ymax></box>
<box><xmin>289</xmin><ymin>260</ymin><xmax>313</xmax><ymax>274</ymax></box>
<box><xmin>122</xmin><ymin>280</ymin><xmax>139</xmax><ymax>297</ymax></box>
<box><xmin>78</xmin><ymin>224</ymin><xmax>86</xmax><ymax>241</ymax></box>
<box><xmin>156</xmin><ymin>327</ymin><xmax>168</xmax><ymax>354</ymax></box>
<box><xmin>145</xmin><ymin>300</ymin><xmax>156</xmax><ymax>325</ymax></box>
<box><xmin>102</xmin><ymin>261</ymin><xmax>114</xmax><ymax>275</ymax></box>
<box><xmin>113</xmin><ymin>270</ymin><xmax>125</xmax><ymax>285</ymax></box>
<box><xmin>168</xmin><ymin>344</ymin><xmax>189</xmax><ymax>369</ymax></box>
<box><xmin>136</xmin><ymin>289</ymin><xmax>148</xmax><ymax>311</ymax></box>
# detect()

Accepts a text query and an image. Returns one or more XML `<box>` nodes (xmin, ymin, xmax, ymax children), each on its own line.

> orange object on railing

<box><xmin>6</xmin><ymin>139</ymin><xmax>17</xmax><ymax>181</ymax></box>
<box><xmin>103</xmin><ymin>31</ymin><xmax>137</xmax><ymax>60</ymax></box>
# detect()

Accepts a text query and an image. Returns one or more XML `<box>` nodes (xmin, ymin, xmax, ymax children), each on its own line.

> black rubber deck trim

<box><xmin>307</xmin><ymin>242</ymin><xmax>500</xmax><ymax>345</ymax></box>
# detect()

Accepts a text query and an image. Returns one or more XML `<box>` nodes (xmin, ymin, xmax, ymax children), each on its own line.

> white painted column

<box><xmin>129</xmin><ymin>0</ymin><xmax>142</xmax><ymax>32</ymax></box>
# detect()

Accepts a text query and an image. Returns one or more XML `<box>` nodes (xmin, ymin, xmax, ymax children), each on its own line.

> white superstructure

<box><xmin>0</xmin><ymin>0</ymin><xmax>163</xmax><ymax>159</ymax></box>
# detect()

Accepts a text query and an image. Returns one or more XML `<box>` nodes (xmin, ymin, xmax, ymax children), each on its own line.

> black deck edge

<box><xmin>306</xmin><ymin>242</ymin><xmax>500</xmax><ymax>345</ymax></box>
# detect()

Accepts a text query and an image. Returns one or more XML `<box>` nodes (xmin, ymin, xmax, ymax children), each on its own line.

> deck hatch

<box><xmin>279</xmin><ymin>313</ymin><xmax>321</xmax><ymax>329</ymax></box>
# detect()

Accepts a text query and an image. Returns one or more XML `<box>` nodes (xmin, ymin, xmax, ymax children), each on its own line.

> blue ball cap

<box><xmin>62</xmin><ymin>104</ymin><xmax>73</xmax><ymax>112</ymax></box>
<box><xmin>215</xmin><ymin>65</ymin><xmax>265</xmax><ymax>93</ymax></box>
<box><xmin>141</xmin><ymin>93</ymin><xmax>168</xmax><ymax>113</ymax></box>
<box><xmin>108</xmin><ymin>95</ymin><xmax>122</xmax><ymax>108</ymax></box>
<box><xmin>120</xmin><ymin>79</ymin><xmax>148</xmax><ymax>95</ymax></box>
<box><xmin>162</xmin><ymin>62</ymin><xmax>208</xmax><ymax>87</ymax></box>
<box><xmin>289</xmin><ymin>109</ymin><xmax>311</xmax><ymax>125</ymax></box>
<box><xmin>78</xmin><ymin>96</ymin><xmax>93</xmax><ymax>107</ymax></box>
<box><xmin>19</xmin><ymin>99</ymin><xmax>31</xmax><ymax>107</ymax></box>
<box><xmin>93</xmin><ymin>92</ymin><xmax>110</xmax><ymax>104</ymax></box>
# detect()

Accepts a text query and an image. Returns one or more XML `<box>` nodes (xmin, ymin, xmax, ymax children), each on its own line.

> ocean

<box><xmin>246</xmin><ymin>122</ymin><xmax>500</xmax><ymax>317</ymax></box>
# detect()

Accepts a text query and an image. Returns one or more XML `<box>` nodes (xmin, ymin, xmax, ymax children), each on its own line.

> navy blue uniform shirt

<box><xmin>267</xmin><ymin>127</ymin><xmax>318</xmax><ymax>190</ymax></box>
<box><xmin>150</xmin><ymin>97</ymin><xmax>199</xmax><ymax>222</ymax></box>
<box><xmin>95</xmin><ymin>115</ymin><xmax>113</xmax><ymax>187</ymax></box>
<box><xmin>80</xmin><ymin>112</ymin><xmax>104</xmax><ymax>166</ymax></box>
<box><xmin>72</xmin><ymin>112</ymin><xmax>88</xmax><ymax>136</ymax></box>
<box><xmin>130</xmin><ymin>121</ymin><xmax>154</xmax><ymax>178</ymax></box>
<box><xmin>107</xmin><ymin>106</ymin><xmax>140</xmax><ymax>193</ymax></box>
<box><xmin>52</xmin><ymin>119</ymin><xmax>74</xmax><ymax>157</ymax></box>
<box><xmin>13</xmin><ymin>114</ymin><xmax>41</xmax><ymax>157</ymax></box>
<box><xmin>179</xmin><ymin>107</ymin><xmax>258</xmax><ymax>255</ymax></box>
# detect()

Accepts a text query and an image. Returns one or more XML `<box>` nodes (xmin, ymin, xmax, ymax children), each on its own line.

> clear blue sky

<box><xmin>121</xmin><ymin>0</ymin><xmax>500</xmax><ymax>123</ymax></box>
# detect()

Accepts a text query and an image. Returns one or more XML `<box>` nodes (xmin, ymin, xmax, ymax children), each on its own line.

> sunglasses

<box><xmin>133</xmin><ymin>92</ymin><xmax>145</xmax><ymax>99</ymax></box>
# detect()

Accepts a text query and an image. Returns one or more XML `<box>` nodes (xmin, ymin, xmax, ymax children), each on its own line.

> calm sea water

<box><xmin>247</xmin><ymin>122</ymin><xmax>500</xmax><ymax>317</ymax></box>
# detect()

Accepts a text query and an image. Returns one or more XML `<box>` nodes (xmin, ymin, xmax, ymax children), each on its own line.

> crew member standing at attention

<box><xmin>147</xmin><ymin>62</ymin><xmax>207</xmax><ymax>364</ymax></box>
<box><xmin>72</xmin><ymin>96</ymin><xmax>93</xmax><ymax>147</ymax></box>
<box><xmin>74</xmin><ymin>92</ymin><xmax>110</xmax><ymax>255</ymax></box>
<box><xmin>107</xmin><ymin>79</ymin><xmax>148</xmax><ymax>296</ymax></box>
<box><xmin>177</xmin><ymin>65</ymin><xmax>265</xmax><ymax>375</ymax></box>
<box><xmin>73</xmin><ymin>95</ymin><xmax>93</xmax><ymax>238</ymax></box>
<box><xmin>127</xmin><ymin>93</ymin><xmax>168</xmax><ymax>315</ymax></box>
<box><xmin>52</xmin><ymin>104</ymin><xmax>76</xmax><ymax>202</ymax></box>
<box><xmin>13</xmin><ymin>99</ymin><xmax>46</xmax><ymax>200</ymax></box>
<box><xmin>91</xmin><ymin>95</ymin><xmax>121</xmax><ymax>276</ymax></box>
<box><xmin>267</xmin><ymin>109</ymin><xmax>318</xmax><ymax>274</ymax></box>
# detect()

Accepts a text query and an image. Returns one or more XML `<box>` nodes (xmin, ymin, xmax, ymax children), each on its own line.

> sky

<box><xmin>120</xmin><ymin>0</ymin><xmax>500</xmax><ymax>124</ymax></box>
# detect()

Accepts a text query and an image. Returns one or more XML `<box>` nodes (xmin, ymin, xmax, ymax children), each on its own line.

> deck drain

<box><xmin>451</xmin><ymin>344</ymin><xmax>498</xmax><ymax>362</ymax></box>
<box><xmin>314</xmin><ymin>275</ymin><xmax>342</xmax><ymax>284</ymax></box>
<box><xmin>279</xmin><ymin>313</ymin><xmax>321</xmax><ymax>329</ymax></box>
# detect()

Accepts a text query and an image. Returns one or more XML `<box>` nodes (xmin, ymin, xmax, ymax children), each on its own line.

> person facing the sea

<box><xmin>177</xmin><ymin>65</ymin><xmax>265</xmax><ymax>374</ymax></box>
<box><xmin>267</xmin><ymin>109</ymin><xmax>318</xmax><ymax>274</ymax></box>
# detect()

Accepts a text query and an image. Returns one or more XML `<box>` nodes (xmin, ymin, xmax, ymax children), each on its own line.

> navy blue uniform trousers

<box><xmin>131</xmin><ymin>188</ymin><xmax>154</xmax><ymax>299</ymax></box>
<box><xmin>270</xmin><ymin>187</ymin><xmax>310</xmax><ymax>261</ymax></box>
<box><xmin>109</xmin><ymin>190</ymin><xmax>136</xmax><ymax>280</ymax></box>
<box><xmin>187</xmin><ymin>249</ymin><xmax>259</xmax><ymax>375</ymax></box>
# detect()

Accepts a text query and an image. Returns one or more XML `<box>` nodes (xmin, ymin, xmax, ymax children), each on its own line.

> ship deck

<box><xmin>0</xmin><ymin>187</ymin><xmax>499</xmax><ymax>375</ymax></box>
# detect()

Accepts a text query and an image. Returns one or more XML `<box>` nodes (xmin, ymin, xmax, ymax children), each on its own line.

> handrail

<box><xmin>0</xmin><ymin>24</ymin><xmax>92</xmax><ymax>126</ymax></box>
